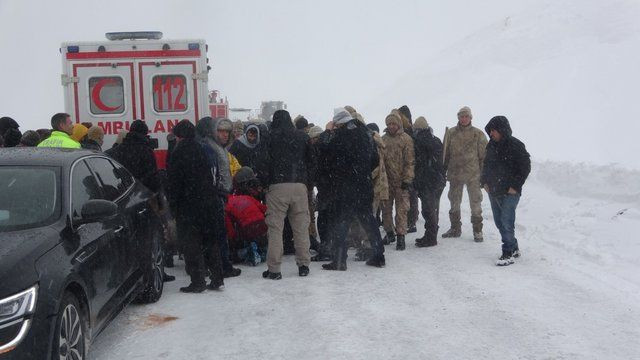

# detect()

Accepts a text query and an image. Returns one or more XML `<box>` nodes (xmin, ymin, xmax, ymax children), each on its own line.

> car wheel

<box><xmin>134</xmin><ymin>227</ymin><xmax>164</xmax><ymax>303</ymax></box>
<box><xmin>53</xmin><ymin>292</ymin><xmax>87</xmax><ymax>360</ymax></box>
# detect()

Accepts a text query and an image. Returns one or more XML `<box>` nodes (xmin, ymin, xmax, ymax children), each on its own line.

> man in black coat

<box><xmin>229</xmin><ymin>124</ymin><xmax>263</xmax><ymax>171</ymax></box>
<box><xmin>108</xmin><ymin>120</ymin><xmax>160</xmax><ymax>193</ymax></box>
<box><xmin>167</xmin><ymin>120</ymin><xmax>225</xmax><ymax>292</ymax></box>
<box><xmin>262</xmin><ymin>110</ymin><xmax>313</xmax><ymax>280</ymax></box>
<box><xmin>412</xmin><ymin>117</ymin><xmax>447</xmax><ymax>247</ymax></box>
<box><xmin>481</xmin><ymin>116</ymin><xmax>531</xmax><ymax>266</ymax></box>
<box><xmin>322</xmin><ymin>108</ymin><xmax>386</xmax><ymax>270</ymax></box>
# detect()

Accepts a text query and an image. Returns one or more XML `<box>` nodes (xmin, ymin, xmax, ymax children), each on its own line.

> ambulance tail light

<box><xmin>67</xmin><ymin>46</ymin><xmax>80</xmax><ymax>53</ymax></box>
<box><xmin>188</xmin><ymin>43</ymin><xmax>200</xmax><ymax>50</ymax></box>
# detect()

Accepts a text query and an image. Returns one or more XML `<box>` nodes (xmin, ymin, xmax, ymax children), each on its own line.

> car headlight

<box><xmin>0</xmin><ymin>285</ymin><xmax>37</xmax><ymax>354</ymax></box>
<box><xmin>0</xmin><ymin>285</ymin><xmax>38</xmax><ymax>324</ymax></box>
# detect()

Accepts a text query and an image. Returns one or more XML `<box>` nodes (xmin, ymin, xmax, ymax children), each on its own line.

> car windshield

<box><xmin>0</xmin><ymin>167</ymin><xmax>60</xmax><ymax>232</ymax></box>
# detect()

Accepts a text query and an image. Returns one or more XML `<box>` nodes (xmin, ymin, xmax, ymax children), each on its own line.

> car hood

<box><xmin>0</xmin><ymin>226</ymin><xmax>58</xmax><ymax>297</ymax></box>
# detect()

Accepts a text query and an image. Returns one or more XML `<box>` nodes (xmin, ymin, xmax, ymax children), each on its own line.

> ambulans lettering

<box><xmin>97</xmin><ymin>119</ymin><xmax>184</xmax><ymax>135</ymax></box>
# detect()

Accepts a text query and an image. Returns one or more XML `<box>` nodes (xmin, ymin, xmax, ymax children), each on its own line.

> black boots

<box><xmin>496</xmin><ymin>251</ymin><xmax>515</xmax><ymax>266</ymax></box>
<box><xmin>223</xmin><ymin>267</ymin><xmax>242</xmax><ymax>278</ymax></box>
<box><xmin>383</xmin><ymin>232</ymin><xmax>396</xmax><ymax>245</ymax></box>
<box><xmin>366</xmin><ymin>255</ymin><xmax>386</xmax><ymax>268</ymax></box>
<box><xmin>298</xmin><ymin>265</ymin><xmax>310</xmax><ymax>277</ymax></box>
<box><xmin>180</xmin><ymin>282</ymin><xmax>206</xmax><ymax>293</ymax></box>
<box><xmin>322</xmin><ymin>246</ymin><xmax>347</xmax><ymax>271</ymax></box>
<box><xmin>262</xmin><ymin>270</ymin><xmax>282</xmax><ymax>280</ymax></box>
<box><xmin>395</xmin><ymin>235</ymin><xmax>406</xmax><ymax>251</ymax></box>
<box><xmin>415</xmin><ymin>233</ymin><xmax>437</xmax><ymax>247</ymax></box>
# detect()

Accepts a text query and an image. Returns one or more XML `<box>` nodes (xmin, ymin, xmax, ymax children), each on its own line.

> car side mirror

<box><xmin>75</xmin><ymin>199</ymin><xmax>118</xmax><ymax>226</ymax></box>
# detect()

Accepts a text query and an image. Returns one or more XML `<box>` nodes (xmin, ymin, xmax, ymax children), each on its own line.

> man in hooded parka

<box><xmin>481</xmin><ymin>116</ymin><xmax>531</xmax><ymax>266</ymax></box>
<box><xmin>321</xmin><ymin>109</ymin><xmax>386</xmax><ymax>270</ymax></box>
<box><xmin>397</xmin><ymin>105</ymin><xmax>419</xmax><ymax>234</ymax></box>
<box><xmin>262</xmin><ymin>110</ymin><xmax>313</xmax><ymax>280</ymax></box>
<box><xmin>167</xmin><ymin>120</ymin><xmax>224</xmax><ymax>292</ymax></box>
<box><xmin>442</xmin><ymin>106</ymin><xmax>488</xmax><ymax>242</ymax></box>
<box><xmin>381</xmin><ymin>111</ymin><xmax>415</xmax><ymax>251</ymax></box>
<box><xmin>195</xmin><ymin>117</ymin><xmax>242</xmax><ymax>278</ymax></box>
<box><xmin>229</xmin><ymin>124</ymin><xmax>262</xmax><ymax>171</ymax></box>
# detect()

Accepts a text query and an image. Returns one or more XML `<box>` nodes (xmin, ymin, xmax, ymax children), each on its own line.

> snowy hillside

<box><xmin>89</xmin><ymin>161</ymin><xmax>640</xmax><ymax>360</ymax></box>
<box><xmin>364</xmin><ymin>0</ymin><xmax>640</xmax><ymax>169</ymax></box>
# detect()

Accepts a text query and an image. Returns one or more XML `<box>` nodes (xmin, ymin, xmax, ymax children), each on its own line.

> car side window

<box><xmin>71</xmin><ymin>160</ymin><xmax>103</xmax><ymax>218</ymax></box>
<box><xmin>111</xmin><ymin>160</ymin><xmax>135</xmax><ymax>189</ymax></box>
<box><xmin>85</xmin><ymin>157</ymin><xmax>128</xmax><ymax>202</ymax></box>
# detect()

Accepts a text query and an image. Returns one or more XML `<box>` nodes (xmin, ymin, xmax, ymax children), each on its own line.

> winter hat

<box><xmin>173</xmin><ymin>119</ymin><xmax>196</xmax><ymax>139</ymax></box>
<box><xmin>0</xmin><ymin>116</ymin><xmax>19</xmax><ymax>136</ymax></box>
<box><xmin>344</xmin><ymin>105</ymin><xmax>357</xmax><ymax>116</ymax></box>
<box><xmin>354</xmin><ymin>113</ymin><xmax>365</xmax><ymax>124</ymax></box>
<box><xmin>484</xmin><ymin>115</ymin><xmax>512</xmax><ymax>138</ymax></box>
<box><xmin>366</xmin><ymin>123</ymin><xmax>380</xmax><ymax>133</ymax></box>
<box><xmin>19</xmin><ymin>130</ymin><xmax>41</xmax><ymax>147</ymax></box>
<box><xmin>385</xmin><ymin>112</ymin><xmax>402</xmax><ymax>127</ymax></box>
<box><xmin>87</xmin><ymin>126</ymin><xmax>105</xmax><ymax>145</ymax></box>
<box><xmin>413</xmin><ymin>116</ymin><xmax>429</xmax><ymax>130</ymax></box>
<box><xmin>234</xmin><ymin>166</ymin><xmax>257</xmax><ymax>185</ymax></box>
<box><xmin>3</xmin><ymin>128</ymin><xmax>22</xmax><ymax>147</ymax></box>
<box><xmin>130</xmin><ymin>120</ymin><xmax>149</xmax><ymax>135</ymax></box>
<box><xmin>457</xmin><ymin>106</ymin><xmax>472</xmax><ymax>119</ymax></box>
<box><xmin>71</xmin><ymin>124</ymin><xmax>88</xmax><ymax>142</ymax></box>
<box><xmin>294</xmin><ymin>115</ymin><xmax>308</xmax><ymax>130</ymax></box>
<box><xmin>216</xmin><ymin>118</ymin><xmax>233</xmax><ymax>132</ymax></box>
<box><xmin>115</xmin><ymin>130</ymin><xmax>129</xmax><ymax>145</ymax></box>
<box><xmin>333</xmin><ymin>108</ymin><xmax>353</xmax><ymax>125</ymax></box>
<box><xmin>307</xmin><ymin>125</ymin><xmax>323</xmax><ymax>139</ymax></box>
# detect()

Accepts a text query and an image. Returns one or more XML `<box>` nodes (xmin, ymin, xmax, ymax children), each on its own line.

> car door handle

<box><xmin>114</xmin><ymin>226</ymin><xmax>124</xmax><ymax>234</ymax></box>
<box><xmin>137</xmin><ymin>208</ymin><xmax>148</xmax><ymax>215</ymax></box>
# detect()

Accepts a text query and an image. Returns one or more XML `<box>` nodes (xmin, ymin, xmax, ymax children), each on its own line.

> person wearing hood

<box><xmin>167</xmin><ymin>120</ymin><xmax>225</xmax><ymax>292</ymax></box>
<box><xmin>398</xmin><ymin>105</ymin><xmax>420</xmax><ymax>234</ymax></box>
<box><xmin>381</xmin><ymin>111</ymin><xmax>415</xmax><ymax>250</ymax></box>
<box><xmin>412</xmin><ymin>117</ymin><xmax>446</xmax><ymax>248</ymax></box>
<box><xmin>195</xmin><ymin>117</ymin><xmax>242</xmax><ymax>278</ymax></box>
<box><xmin>0</xmin><ymin>116</ymin><xmax>21</xmax><ymax>147</ymax></box>
<box><xmin>481</xmin><ymin>116</ymin><xmax>531</xmax><ymax>266</ymax></box>
<box><xmin>261</xmin><ymin>110</ymin><xmax>313</xmax><ymax>280</ymax></box>
<box><xmin>19</xmin><ymin>130</ymin><xmax>41</xmax><ymax>147</ymax></box>
<box><xmin>442</xmin><ymin>106</ymin><xmax>488</xmax><ymax>242</ymax></box>
<box><xmin>38</xmin><ymin>113</ymin><xmax>81</xmax><ymax>149</ymax></box>
<box><xmin>229</xmin><ymin>124</ymin><xmax>263</xmax><ymax>170</ymax></box>
<box><xmin>108</xmin><ymin>120</ymin><xmax>160</xmax><ymax>193</ymax></box>
<box><xmin>321</xmin><ymin>108</ymin><xmax>386</xmax><ymax>270</ymax></box>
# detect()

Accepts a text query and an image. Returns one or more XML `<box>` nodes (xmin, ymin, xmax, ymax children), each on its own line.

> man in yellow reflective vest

<box><xmin>37</xmin><ymin>113</ymin><xmax>81</xmax><ymax>149</ymax></box>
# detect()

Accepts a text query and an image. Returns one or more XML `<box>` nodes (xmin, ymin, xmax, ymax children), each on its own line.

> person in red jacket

<box><xmin>226</xmin><ymin>167</ymin><xmax>268</xmax><ymax>265</ymax></box>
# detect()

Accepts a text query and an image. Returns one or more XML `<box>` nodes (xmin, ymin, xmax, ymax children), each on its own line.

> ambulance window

<box><xmin>89</xmin><ymin>76</ymin><xmax>125</xmax><ymax>115</ymax></box>
<box><xmin>152</xmin><ymin>75</ymin><xmax>188</xmax><ymax>113</ymax></box>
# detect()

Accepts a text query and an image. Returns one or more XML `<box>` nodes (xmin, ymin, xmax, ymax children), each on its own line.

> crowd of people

<box><xmin>0</xmin><ymin>104</ymin><xmax>531</xmax><ymax>292</ymax></box>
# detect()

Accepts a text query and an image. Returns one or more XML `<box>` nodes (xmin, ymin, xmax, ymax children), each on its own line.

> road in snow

<box><xmin>90</xmin><ymin>163</ymin><xmax>640</xmax><ymax>359</ymax></box>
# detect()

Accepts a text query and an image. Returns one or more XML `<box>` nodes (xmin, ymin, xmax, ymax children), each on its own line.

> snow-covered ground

<box><xmin>90</xmin><ymin>162</ymin><xmax>640</xmax><ymax>360</ymax></box>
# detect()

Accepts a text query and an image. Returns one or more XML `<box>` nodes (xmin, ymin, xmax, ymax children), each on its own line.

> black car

<box><xmin>0</xmin><ymin>148</ymin><xmax>164</xmax><ymax>359</ymax></box>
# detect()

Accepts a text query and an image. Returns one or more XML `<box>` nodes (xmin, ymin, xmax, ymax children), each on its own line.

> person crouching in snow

<box><xmin>225</xmin><ymin>167</ymin><xmax>268</xmax><ymax>266</ymax></box>
<box><xmin>481</xmin><ymin>116</ymin><xmax>531</xmax><ymax>266</ymax></box>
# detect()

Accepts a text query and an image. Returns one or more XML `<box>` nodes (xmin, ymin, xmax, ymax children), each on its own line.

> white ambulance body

<box><xmin>60</xmin><ymin>32</ymin><xmax>209</xmax><ymax>168</ymax></box>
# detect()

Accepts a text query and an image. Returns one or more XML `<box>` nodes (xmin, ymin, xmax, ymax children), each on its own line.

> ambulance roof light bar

<box><xmin>105</xmin><ymin>31</ymin><xmax>163</xmax><ymax>41</ymax></box>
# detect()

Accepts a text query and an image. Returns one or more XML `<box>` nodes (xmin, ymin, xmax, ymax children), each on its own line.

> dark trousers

<box><xmin>489</xmin><ymin>193</ymin><xmax>521</xmax><ymax>254</ymax></box>
<box><xmin>178</xmin><ymin>220</ymin><xmax>223</xmax><ymax>286</ymax></box>
<box><xmin>316</xmin><ymin>205</ymin><xmax>336</xmax><ymax>257</ymax></box>
<box><xmin>418</xmin><ymin>187</ymin><xmax>444</xmax><ymax>243</ymax></box>
<box><xmin>408</xmin><ymin>188</ymin><xmax>419</xmax><ymax>228</ymax></box>
<box><xmin>213</xmin><ymin>195</ymin><xmax>234</xmax><ymax>272</ymax></box>
<box><xmin>330</xmin><ymin>203</ymin><xmax>384</xmax><ymax>263</ymax></box>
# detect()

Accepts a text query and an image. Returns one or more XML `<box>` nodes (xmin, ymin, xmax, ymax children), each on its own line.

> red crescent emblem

<box><xmin>92</xmin><ymin>78</ymin><xmax>121</xmax><ymax>112</ymax></box>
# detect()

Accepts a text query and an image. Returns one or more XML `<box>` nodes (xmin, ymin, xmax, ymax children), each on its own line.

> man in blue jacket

<box><xmin>481</xmin><ymin>116</ymin><xmax>531</xmax><ymax>266</ymax></box>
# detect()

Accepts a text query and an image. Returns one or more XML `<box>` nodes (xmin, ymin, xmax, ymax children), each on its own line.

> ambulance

<box><xmin>60</xmin><ymin>31</ymin><xmax>210</xmax><ymax>168</ymax></box>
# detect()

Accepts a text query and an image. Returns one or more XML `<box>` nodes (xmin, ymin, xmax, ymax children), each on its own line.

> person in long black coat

<box><xmin>229</xmin><ymin>124</ymin><xmax>263</xmax><ymax>170</ymax></box>
<box><xmin>167</xmin><ymin>120</ymin><xmax>225</xmax><ymax>292</ymax></box>
<box><xmin>322</xmin><ymin>109</ymin><xmax>386</xmax><ymax>270</ymax></box>
<box><xmin>481</xmin><ymin>115</ymin><xmax>531</xmax><ymax>266</ymax></box>
<box><xmin>108</xmin><ymin>120</ymin><xmax>160</xmax><ymax>193</ymax></box>
<box><xmin>412</xmin><ymin>117</ymin><xmax>446</xmax><ymax>247</ymax></box>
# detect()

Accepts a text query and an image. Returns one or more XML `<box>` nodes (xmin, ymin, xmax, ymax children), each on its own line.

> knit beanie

<box><xmin>130</xmin><ymin>119</ymin><xmax>149</xmax><ymax>135</ymax></box>
<box><xmin>457</xmin><ymin>106</ymin><xmax>472</xmax><ymax>119</ymax></box>
<box><xmin>173</xmin><ymin>119</ymin><xmax>196</xmax><ymax>139</ymax></box>
<box><xmin>307</xmin><ymin>125</ymin><xmax>323</xmax><ymax>139</ymax></box>
<box><xmin>344</xmin><ymin>105</ymin><xmax>357</xmax><ymax>116</ymax></box>
<box><xmin>4</xmin><ymin>128</ymin><xmax>22</xmax><ymax>147</ymax></box>
<box><xmin>71</xmin><ymin>124</ymin><xmax>89</xmax><ymax>142</ymax></box>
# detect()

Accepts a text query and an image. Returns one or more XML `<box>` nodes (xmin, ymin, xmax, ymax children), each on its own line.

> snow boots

<box><xmin>442</xmin><ymin>212</ymin><xmax>461</xmax><ymax>238</ymax></box>
<box><xmin>180</xmin><ymin>282</ymin><xmax>207</xmax><ymax>293</ymax></box>
<box><xmin>262</xmin><ymin>270</ymin><xmax>282</xmax><ymax>280</ymax></box>
<box><xmin>496</xmin><ymin>251</ymin><xmax>515</xmax><ymax>266</ymax></box>
<box><xmin>472</xmin><ymin>216</ymin><xmax>483</xmax><ymax>242</ymax></box>
<box><xmin>396</xmin><ymin>235</ymin><xmax>406</xmax><ymax>251</ymax></box>
<box><xmin>366</xmin><ymin>255</ymin><xmax>386</xmax><ymax>268</ymax></box>
<box><xmin>383</xmin><ymin>231</ymin><xmax>396</xmax><ymax>245</ymax></box>
<box><xmin>298</xmin><ymin>265</ymin><xmax>310</xmax><ymax>277</ymax></box>
<box><xmin>322</xmin><ymin>246</ymin><xmax>347</xmax><ymax>271</ymax></box>
<box><xmin>415</xmin><ymin>233</ymin><xmax>437</xmax><ymax>247</ymax></box>
<box><xmin>207</xmin><ymin>279</ymin><xmax>225</xmax><ymax>291</ymax></box>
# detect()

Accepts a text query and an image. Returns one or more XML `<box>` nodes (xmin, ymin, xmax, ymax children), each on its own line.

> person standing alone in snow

<box><xmin>442</xmin><ymin>106</ymin><xmax>488</xmax><ymax>242</ymax></box>
<box><xmin>481</xmin><ymin>116</ymin><xmax>531</xmax><ymax>266</ymax></box>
